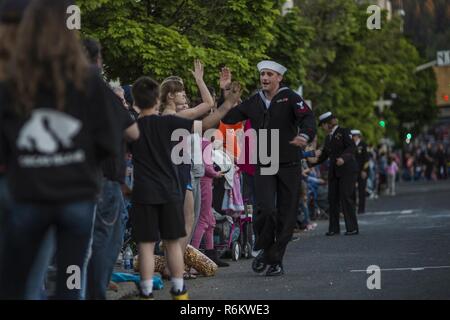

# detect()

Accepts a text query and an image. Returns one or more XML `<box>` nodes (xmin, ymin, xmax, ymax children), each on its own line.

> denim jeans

<box><xmin>0</xmin><ymin>201</ymin><xmax>95</xmax><ymax>300</ymax></box>
<box><xmin>299</xmin><ymin>201</ymin><xmax>310</xmax><ymax>225</ymax></box>
<box><xmin>26</xmin><ymin>227</ymin><xmax>56</xmax><ymax>300</ymax></box>
<box><xmin>86</xmin><ymin>178</ymin><xmax>125</xmax><ymax>300</ymax></box>
<box><xmin>307</xmin><ymin>190</ymin><xmax>318</xmax><ymax>215</ymax></box>
<box><xmin>0</xmin><ymin>175</ymin><xmax>11</xmax><ymax>215</ymax></box>
<box><xmin>0</xmin><ymin>176</ymin><xmax>11</xmax><ymax>279</ymax></box>
<box><xmin>1</xmin><ymin>179</ymin><xmax>56</xmax><ymax>300</ymax></box>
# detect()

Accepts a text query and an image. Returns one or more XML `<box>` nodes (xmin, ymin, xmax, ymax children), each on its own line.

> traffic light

<box><xmin>378</xmin><ymin>120</ymin><xmax>386</xmax><ymax>128</ymax></box>
<box><xmin>405</xmin><ymin>132</ymin><xmax>413</xmax><ymax>144</ymax></box>
<box><xmin>444</xmin><ymin>95</ymin><xmax>449</xmax><ymax>102</ymax></box>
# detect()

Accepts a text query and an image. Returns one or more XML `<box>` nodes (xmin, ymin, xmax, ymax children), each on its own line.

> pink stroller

<box><xmin>213</xmin><ymin>205</ymin><xmax>253</xmax><ymax>261</ymax></box>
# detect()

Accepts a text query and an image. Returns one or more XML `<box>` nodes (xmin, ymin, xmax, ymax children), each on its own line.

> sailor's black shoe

<box><xmin>251</xmin><ymin>250</ymin><xmax>267</xmax><ymax>273</ymax></box>
<box><xmin>265</xmin><ymin>264</ymin><xmax>284</xmax><ymax>277</ymax></box>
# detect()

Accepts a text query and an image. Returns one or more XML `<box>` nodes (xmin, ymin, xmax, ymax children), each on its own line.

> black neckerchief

<box><xmin>256</xmin><ymin>86</ymin><xmax>290</xmax><ymax>129</ymax></box>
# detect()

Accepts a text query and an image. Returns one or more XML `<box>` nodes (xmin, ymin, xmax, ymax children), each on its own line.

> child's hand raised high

<box><xmin>191</xmin><ymin>59</ymin><xmax>204</xmax><ymax>81</ymax></box>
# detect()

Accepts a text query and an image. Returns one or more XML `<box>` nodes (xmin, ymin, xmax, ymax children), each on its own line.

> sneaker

<box><xmin>306</xmin><ymin>223</ymin><xmax>317</xmax><ymax>231</ymax></box>
<box><xmin>251</xmin><ymin>250</ymin><xmax>267</xmax><ymax>273</ymax></box>
<box><xmin>265</xmin><ymin>263</ymin><xmax>284</xmax><ymax>277</ymax></box>
<box><xmin>171</xmin><ymin>287</ymin><xmax>189</xmax><ymax>300</ymax></box>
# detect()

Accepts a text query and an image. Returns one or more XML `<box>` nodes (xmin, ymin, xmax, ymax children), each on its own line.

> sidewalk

<box><xmin>106</xmin><ymin>281</ymin><xmax>139</xmax><ymax>300</ymax></box>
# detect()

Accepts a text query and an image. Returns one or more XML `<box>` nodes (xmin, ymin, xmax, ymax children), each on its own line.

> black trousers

<box><xmin>253</xmin><ymin>165</ymin><xmax>300</xmax><ymax>265</ymax></box>
<box><xmin>328</xmin><ymin>173</ymin><xmax>358</xmax><ymax>233</ymax></box>
<box><xmin>437</xmin><ymin>163</ymin><xmax>448</xmax><ymax>179</ymax></box>
<box><xmin>355</xmin><ymin>174</ymin><xmax>367</xmax><ymax>213</ymax></box>
<box><xmin>425</xmin><ymin>164</ymin><xmax>433</xmax><ymax>180</ymax></box>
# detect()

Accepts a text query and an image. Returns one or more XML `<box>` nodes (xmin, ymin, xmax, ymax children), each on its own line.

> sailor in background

<box><xmin>314</xmin><ymin>112</ymin><xmax>359</xmax><ymax>236</ymax></box>
<box><xmin>351</xmin><ymin>130</ymin><xmax>369</xmax><ymax>214</ymax></box>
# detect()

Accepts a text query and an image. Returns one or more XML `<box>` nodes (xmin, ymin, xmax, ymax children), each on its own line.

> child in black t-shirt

<box><xmin>130</xmin><ymin>77</ymin><xmax>240</xmax><ymax>300</ymax></box>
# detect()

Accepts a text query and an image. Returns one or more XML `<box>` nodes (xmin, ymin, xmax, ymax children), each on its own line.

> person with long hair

<box><xmin>0</xmin><ymin>0</ymin><xmax>120</xmax><ymax>299</ymax></box>
<box><xmin>0</xmin><ymin>0</ymin><xmax>31</xmax><ymax>294</ymax></box>
<box><xmin>160</xmin><ymin>60</ymin><xmax>215</xmax><ymax>277</ymax></box>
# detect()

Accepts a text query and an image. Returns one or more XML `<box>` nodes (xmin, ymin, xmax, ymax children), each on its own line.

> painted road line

<box><xmin>350</xmin><ymin>266</ymin><xmax>450</xmax><ymax>272</ymax></box>
<box><xmin>365</xmin><ymin>209</ymin><xmax>419</xmax><ymax>216</ymax></box>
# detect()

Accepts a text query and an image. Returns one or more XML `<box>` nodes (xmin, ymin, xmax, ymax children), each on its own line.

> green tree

<box><xmin>77</xmin><ymin>0</ymin><xmax>284</xmax><ymax>95</ymax></box>
<box><xmin>294</xmin><ymin>0</ymin><xmax>437</xmax><ymax>145</ymax></box>
<box><xmin>393</xmin><ymin>67</ymin><xmax>438</xmax><ymax>143</ymax></box>
<box><xmin>296</xmin><ymin>0</ymin><xmax>385</xmax><ymax>143</ymax></box>
<box><xmin>266</xmin><ymin>6</ymin><xmax>314</xmax><ymax>89</ymax></box>
<box><xmin>77</xmin><ymin>0</ymin><xmax>437</xmax><ymax>146</ymax></box>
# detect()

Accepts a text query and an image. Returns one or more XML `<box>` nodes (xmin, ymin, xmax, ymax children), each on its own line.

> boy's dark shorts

<box><xmin>130</xmin><ymin>202</ymin><xmax>186</xmax><ymax>242</ymax></box>
<box><xmin>177</xmin><ymin>163</ymin><xmax>192</xmax><ymax>199</ymax></box>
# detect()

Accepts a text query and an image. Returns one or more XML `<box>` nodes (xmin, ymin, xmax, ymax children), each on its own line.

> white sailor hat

<box><xmin>351</xmin><ymin>130</ymin><xmax>362</xmax><ymax>136</ymax></box>
<box><xmin>257</xmin><ymin>60</ymin><xmax>287</xmax><ymax>75</ymax></box>
<box><xmin>318</xmin><ymin>111</ymin><xmax>335</xmax><ymax>125</ymax></box>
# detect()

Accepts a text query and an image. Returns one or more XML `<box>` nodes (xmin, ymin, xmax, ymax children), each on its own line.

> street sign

<box><xmin>373</xmin><ymin>97</ymin><xmax>392</xmax><ymax>113</ymax></box>
<box><xmin>437</xmin><ymin>51</ymin><xmax>450</xmax><ymax>66</ymax></box>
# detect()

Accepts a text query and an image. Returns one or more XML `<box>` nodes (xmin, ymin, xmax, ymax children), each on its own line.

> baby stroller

<box><xmin>213</xmin><ymin>206</ymin><xmax>253</xmax><ymax>261</ymax></box>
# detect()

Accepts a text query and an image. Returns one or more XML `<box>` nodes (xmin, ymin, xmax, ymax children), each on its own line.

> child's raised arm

<box><xmin>177</xmin><ymin>60</ymin><xmax>215</xmax><ymax>120</ymax></box>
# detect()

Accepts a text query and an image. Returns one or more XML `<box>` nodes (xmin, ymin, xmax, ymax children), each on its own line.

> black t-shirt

<box><xmin>131</xmin><ymin>114</ymin><xmax>193</xmax><ymax>204</ymax></box>
<box><xmin>128</xmin><ymin>107</ymin><xmax>140</xmax><ymax>121</ymax></box>
<box><xmin>101</xmin><ymin>89</ymin><xmax>135</xmax><ymax>183</ymax></box>
<box><xmin>125</xmin><ymin>107</ymin><xmax>140</xmax><ymax>154</ymax></box>
<box><xmin>0</xmin><ymin>109</ymin><xmax>5</xmax><ymax>175</ymax></box>
<box><xmin>0</xmin><ymin>70</ymin><xmax>120</xmax><ymax>203</ymax></box>
<box><xmin>0</xmin><ymin>151</ymin><xmax>4</xmax><ymax>175</ymax></box>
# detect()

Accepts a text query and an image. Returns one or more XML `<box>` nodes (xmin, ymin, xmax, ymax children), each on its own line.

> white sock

<box><xmin>171</xmin><ymin>277</ymin><xmax>184</xmax><ymax>293</ymax></box>
<box><xmin>140</xmin><ymin>279</ymin><xmax>153</xmax><ymax>296</ymax></box>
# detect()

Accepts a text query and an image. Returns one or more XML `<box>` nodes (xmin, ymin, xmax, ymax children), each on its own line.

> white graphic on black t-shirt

<box><xmin>16</xmin><ymin>109</ymin><xmax>85</xmax><ymax>168</ymax></box>
<box><xmin>18</xmin><ymin>109</ymin><xmax>81</xmax><ymax>153</ymax></box>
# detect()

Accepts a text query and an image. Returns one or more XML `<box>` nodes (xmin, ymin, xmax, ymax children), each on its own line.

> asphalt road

<box><xmin>153</xmin><ymin>179</ymin><xmax>450</xmax><ymax>300</ymax></box>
